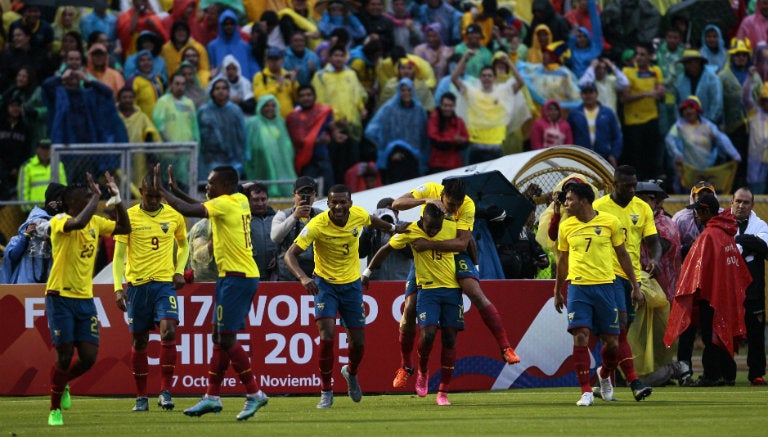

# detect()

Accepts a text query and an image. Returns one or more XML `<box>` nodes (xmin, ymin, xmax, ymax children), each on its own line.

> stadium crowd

<box><xmin>4</xmin><ymin>0</ymin><xmax>768</xmax><ymax>201</ymax></box>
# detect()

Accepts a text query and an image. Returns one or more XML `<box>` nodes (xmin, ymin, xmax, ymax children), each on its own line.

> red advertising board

<box><xmin>0</xmin><ymin>280</ymin><xmax>578</xmax><ymax>396</ymax></box>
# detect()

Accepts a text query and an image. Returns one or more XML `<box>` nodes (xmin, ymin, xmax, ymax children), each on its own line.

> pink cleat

<box><xmin>415</xmin><ymin>371</ymin><xmax>428</xmax><ymax>398</ymax></box>
<box><xmin>436</xmin><ymin>392</ymin><xmax>451</xmax><ymax>406</ymax></box>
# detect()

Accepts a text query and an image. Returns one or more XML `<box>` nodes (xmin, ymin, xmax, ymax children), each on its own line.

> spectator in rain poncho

<box><xmin>413</xmin><ymin>22</ymin><xmax>454</xmax><ymax>81</ymax></box>
<box><xmin>519</xmin><ymin>41</ymin><xmax>582</xmax><ymax>111</ymax></box>
<box><xmin>378</xmin><ymin>57</ymin><xmax>435</xmax><ymax>111</ymax></box>
<box><xmin>665</xmin><ymin>96</ymin><xmax>741</xmax><ymax>190</ymax></box>
<box><xmin>197</xmin><ymin>78</ymin><xmax>247</xmax><ymax>180</ymax></box>
<box><xmin>126</xmin><ymin>49</ymin><xmax>164</xmax><ymax>119</ymax></box>
<box><xmin>365</xmin><ymin>78</ymin><xmax>429</xmax><ymax>174</ymax></box>
<box><xmin>565</xmin><ymin>0</ymin><xmax>602</xmax><ymax>78</ymax></box>
<box><xmin>208</xmin><ymin>54</ymin><xmax>254</xmax><ymax>113</ymax></box>
<box><xmin>206</xmin><ymin>10</ymin><xmax>261</xmax><ymax>80</ymax></box>
<box><xmin>177</xmin><ymin>61</ymin><xmax>208</xmax><ymax>108</ymax></box>
<box><xmin>246</xmin><ymin>95</ymin><xmax>297</xmax><ymax>198</ymax></box>
<box><xmin>700</xmin><ymin>24</ymin><xmax>727</xmax><ymax>73</ymax></box>
<box><xmin>452</xmin><ymin>50</ymin><xmax>529</xmax><ymax>164</ymax></box>
<box><xmin>124</xmin><ymin>31</ymin><xmax>168</xmax><ymax>85</ymax></box>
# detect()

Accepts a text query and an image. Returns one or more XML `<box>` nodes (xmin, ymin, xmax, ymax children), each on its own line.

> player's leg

<box><xmin>415</xmin><ymin>289</ymin><xmax>440</xmax><ymax>397</ymax></box>
<box><xmin>155</xmin><ymin>283</ymin><xmax>180</xmax><ymax>410</ymax></box>
<box><xmin>436</xmin><ymin>289</ymin><xmax>463</xmax><ymax>406</ymax></box>
<box><xmin>566</xmin><ymin>284</ymin><xmax>596</xmax><ymax>406</ymax></box>
<box><xmin>46</xmin><ymin>294</ymin><xmax>75</xmax><ymax>419</ymax></box>
<box><xmin>314</xmin><ymin>277</ymin><xmax>340</xmax><ymax>408</ymax></box>
<box><xmin>338</xmin><ymin>279</ymin><xmax>365</xmax><ymax>402</ymax></box>
<box><xmin>126</xmin><ymin>284</ymin><xmax>152</xmax><ymax>411</ymax></box>
<box><xmin>457</xmin><ymin>270</ymin><xmax>518</xmax><ymax>363</ymax></box>
<box><xmin>394</xmin><ymin>265</ymin><xmax>418</xmax><ymax>387</ymax></box>
<box><xmin>614</xmin><ymin>278</ymin><xmax>651</xmax><ymax>400</ymax></box>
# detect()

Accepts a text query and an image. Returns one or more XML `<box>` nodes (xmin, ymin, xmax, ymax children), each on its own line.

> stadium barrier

<box><xmin>0</xmin><ymin>280</ymin><xmax>582</xmax><ymax>396</ymax></box>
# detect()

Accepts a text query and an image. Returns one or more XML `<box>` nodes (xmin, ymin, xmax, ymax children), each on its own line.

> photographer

<box><xmin>535</xmin><ymin>173</ymin><xmax>599</xmax><ymax>252</ymax></box>
<box><xmin>270</xmin><ymin>176</ymin><xmax>322</xmax><ymax>281</ymax></box>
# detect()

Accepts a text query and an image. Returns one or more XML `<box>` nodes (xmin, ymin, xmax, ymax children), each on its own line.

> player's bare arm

<box><xmin>553</xmin><ymin>249</ymin><xmax>568</xmax><ymax>313</ymax></box>
<box><xmin>153</xmin><ymin>164</ymin><xmax>206</xmax><ymax>218</ymax></box>
<box><xmin>105</xmin><ymin>171</ymin><xmax>131</xmax><ymax>235</ymax></box>
<box><xmin>614</xmin><ymin>243</ymin><xmax>644</xmax><ymax>306</ymax></box>
<box><xmin>361</xmin><ymin>244</ymin><xmax>395</xmax><ymax>290</ymax></box>
<box><xmin>643</xmin><ymin>234</ymin><xmax>662</xmax><ymax>278</ymax></box>
<box><xmin>391</xmin><ymin>192</ymin><xmax>427</xmax><ymax>211</ymax></box>
<box><xmin>412</xmin><ymin>228</ymin><xmax>469</xmax><ymax>252</ymax></box>
<box><xmin>285</xmin><ymin>243</ymin><xmax>318</xmax><ymax>295</ymax></box>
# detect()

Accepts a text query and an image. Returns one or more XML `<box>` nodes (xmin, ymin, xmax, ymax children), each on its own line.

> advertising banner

<box><xmin>0</xmin><ymin>280</ymin><xmax>578</xmax><ymax>395</ymax></box>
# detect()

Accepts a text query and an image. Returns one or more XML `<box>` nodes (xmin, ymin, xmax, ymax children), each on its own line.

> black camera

<box><xmin>301</xmin><ymin>193</ymin><xmax>311</xmax><ymax>205</ymax></box>
<box><xmin>557</xmin><ymin>191</ymin><xmax>566</xmax><ymax>204</ymax></box>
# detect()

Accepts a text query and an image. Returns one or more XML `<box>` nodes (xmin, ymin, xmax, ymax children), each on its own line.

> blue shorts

<box><xmin>404</xmin><ymin>253</ymin><xmax>478</xmax><ymax>298</ymax></box>
<box><xmin>613</xmin><ymin>277</ymin><xmax>636</xmax><ymax>324</ymax></box>
<box><xmin>314</xmin><ymin>276</ymin><xmax>366</xmax><ymax>329</ymax></box>
<box><xmin>455</xmin><ymin>253</ymin><xmax>478</xmax><ymax>280</ymax></box>
<box><xmin>404</xmin><ymin>263</ymin><xmax>418</xmax><ymax>297</ymax></box>
<box><xmin>126</xmin><ymin>281</ymin><xmax>179</xmax><ymax>333</ymax></box>
<box><xmin>416</xmin><ymin>287</ymin><xmax>464</xmax><ymax>329</ymax></box>
<box><xmin>566</xmin><ymin>283</ymin><xmax>619</xmax><ymax>336</ymax></box>
<box><xmin>46</xmin><ymin>294</ymin><xmax>100</xmax><ymax>346</ymax></box>
<box><xmin>213</xmin><ymin>276</ymin><xmax>259</xmax><ymax>333</ymax></box>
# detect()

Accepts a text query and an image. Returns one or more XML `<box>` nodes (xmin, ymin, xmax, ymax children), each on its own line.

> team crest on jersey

<box><xmin>593</xmin><ymin>226</ymin><xmax>602</xmax><ymax>235</ymax></box>
<box><xmin>88</xmin><ymin>228</ymin><xmax>96</xmax><ymax>238</ymax></box>
<box><xmin>160</xmin><ymin>222</ymin><xmax>170</xmax><ymax>233</ymax></box>
<box><xmin>351</xmin><ymin>227</ymin><xmax>359</xmax><ymax>237</ymax></box>
<box><xmin>630</xmin><ymin>214</ymin><xmax>639</xmax><ymax>225</ymax></box>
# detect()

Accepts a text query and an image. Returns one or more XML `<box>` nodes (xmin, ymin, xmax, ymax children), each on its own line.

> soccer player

<box><xmin>389</xmin><ymin>178</ymin><xmax>519</xmax><ymax>389</ymax></box>
<box><xmin>363</xmin><ymin>203</ymin><xmax>463</xmax><ymax>406</ymax></box>
<box><xmin>593</xmin><ymin>165</ymin><xmax>658</xmax><ymax>401</ymax></box>
<box><xmin>152</xmin><ymin>164</ymin><xmax>268</xmax><ymax>421</ymax></box>
<box><xmin>46</xmin><ymin>172</ymin><xmax>130</xmax><ymax>426</ymax></box>
<box><xmin>113</xmin><ymin>173</ymin><xmax>189</xmax><ymax>412</ymax></box>
<box><xmin>284</xmin><ymin>184</ymin><xmax>403</xmax><ymax>409</ymax></box>
<box><xmin>554</xmin><ymin>182</ymin><xmax>641</xmax><ymax>407</ymax></box>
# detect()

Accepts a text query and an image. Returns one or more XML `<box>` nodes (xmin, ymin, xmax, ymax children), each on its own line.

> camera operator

<box><xmin>270</xmin><ymin>176</ymin><xmax>322</xmax><ymax>281</ymax></box>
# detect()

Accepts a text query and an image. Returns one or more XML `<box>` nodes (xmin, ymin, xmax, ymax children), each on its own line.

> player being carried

<box><xmin>389</xmin><ymin>177</ymin><xmax>519</xmax><ymax>389</ymax></box>
<box><xmin>363</xmin><ymin>203</ymin><xmax>464</xmax><ymax>406</ymax></box>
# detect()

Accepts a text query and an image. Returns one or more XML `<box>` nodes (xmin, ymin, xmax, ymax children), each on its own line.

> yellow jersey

<box><xmin>411</xmin><ymin>182</ymin><xmax>475</xmax><ymax>232</ymax></box>
<box><xmin>390</xmin><ymin>219</ymin><xmax>459</xmax><ymax>289</ymax></box>
<box><xmin>558</xmin><ymin>211</ymin><xmax>624</xmax><ymax>285</ymax></box>
<box><xmin>593</xmin><ymin>195</ymin><xmax>657</xmax><ymax>280</ymax></box>
<box><xmin>204</xmin><ymin>193</ymin><xmax>260</xmax><ymax>278</ymax></box>
<box><xmin>295</xmin><ymin>205</ymin><xmax>371</xmax><ymax>284</ymax></box>
<box><xmin>114</xmin><ymin>204</ymin><xmax>187</xmax><ymax>285</ymax></box>
<box><xmin>622</xmin><ymin>65</ymin><xmax>663</xmax><ymax>125</ymax></box>
<box><xmin>46</xmin><ymin>214</ymin><xmax>117</xmax><ymax>298</ymax></box>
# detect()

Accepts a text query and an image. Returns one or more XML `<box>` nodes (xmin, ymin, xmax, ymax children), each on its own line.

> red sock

<box><xmin>600</xmin><ymin>342</ymin><xmax>618</xmax><ymax>378</ymax></box>
<box><xmin>319</xmin><ymin>339</ymin><xmax>334</xmax><ymax>390</ymax></box>
<box><xmin>438</xmin><ymin>347</ymin><xmax>456</xmax><ymax>392</ymax></box>
<box><xmin>227</xmin><ymin>342</ymin><xmax>259</xmax><ymax>394</ymax></box>
<box><xmin>206</xmin><ymin>344</ymin><xmax>229</xmax><ymax>397</ymax></box>
<box><xmin>478</xmin><ymin>304</ymin><xmax>511</xmax><ymax>350</ymax></box>
<box><xmin>160</xmin><ymin>341</ymin><xmax>176</xmax><ymax>391</ymax></box>
<box><xmin>50</xmin><ymin>366</ymin><xmax>69</xmax><ymax>410</ymax></box>
<box><xmin>573</xmin><ymin>345</ymin><xmax>592</xmax><ymax>393</ymax></box>
<box><xmin>618</xmin><ymin>329</ymin><xmax>638</xmax><ymax>383</ymax></box>
<box><xmin>348</xmin><ymin>338</ymin><xmax>364</xmax><ymax>374</ymax></box>
<box><xmin>399</xmin><ymin>330</ymin><xmax>416</xmax><ymax>369</ymax></box>
<box><xmin>131</xmin><ymin>348</ymin><xmax>149</xmax><ymax>397</ymax></box>
<box><xmin>417</xmin><ymin>338</ymin><xmax>432</xmax><ymax>374</ymax></box>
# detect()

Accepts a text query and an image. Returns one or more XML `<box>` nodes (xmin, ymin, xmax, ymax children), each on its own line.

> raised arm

<box><xmin>63</xmin><ymin>172</ymin><xmax>102</xmax><ymax>232</ymax></box>
<box><xmin>153</xmin><ymin>164</ymin><xmax>206</xmax><ymax>218</ymax></box>
<box><xmin>450</xmin><ymin>50</ymin><xmax>472</xmax><ymax>92</ymax></box>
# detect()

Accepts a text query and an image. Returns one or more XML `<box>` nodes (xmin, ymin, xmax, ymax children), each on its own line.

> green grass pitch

<box><xmin>2</xmin><ymin>386</ymin><xmax>767</xmax><ymax>436</ymax></box>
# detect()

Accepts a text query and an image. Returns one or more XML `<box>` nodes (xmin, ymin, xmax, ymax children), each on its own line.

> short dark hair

<box><xmin>566</xmin><ymin>182</ymin><xmax>595</xmax><ymax>203</ymax></box>
<box><xmin>170</xmin><ymin>71</ymin><xmax>186</xmax><ymax>83</ymax></box>
<box><xmin>329</xmin><ymin>45</ymin><xmax>347</xmax><ymax>57</ymax></box>
<box><xmin>117</xmin><ymin>86</ymin><xmax>135</xmax><ymax>99</ymax></box>
<box><xmin>141</xmin><ymin>171</ymin><xmax>155</xmax><ymax>188</ymax></box>
<box><xmin>733</xmin><ymin>186</ymin><xmax>754</xmax><ymax>202</ymax></box>
<box><xmin>63</xmin><ymin>183</ymin><xmax>89</xmax><ymax>207</ymax></box>
<box><xmin>441</xmin><ymin>177</ymin><xmax>466</xmax><ymax>201</ymax></box>
<box><xmin>328</xmin><ymin>184</ymin><xmax>352</xmax><ymax>196</ymax></box>
<box><xmin>246</xmin><ymin>182</ymin><xmax>269</xmax><ymax>196</ymax></box>
<box><xmin>213</xmin><ymin>165</ymin><xmax>239</xmax><ymax>188</ymax></box>
<box><xmin>297</xmin><ymin>84</ymin><xmax>316</xmax><ymax>96</ymax></box>
<box><xmin>614</xmin><ymin>165</ymin><xmax>636</xmax><ymax>179</ymax></box>
<box><xmin>636</xmin><ymin>41</ymin><xmax>655</xmax><ymax>55</ymax></box>
<box><xmin>665</xmin><ymin>27</ymin><xmax>683</xmax><ymax>38</ymax></box>
<box><xmin>376</xmin><ymin>197</ymin><xmax>394</xmax><ymax>209</ymax></box>
<box><xmin>441</xmin><ymin>92</ymin><xmax>457</xmax><ymax>103</ymax></box>
<box><xmin>423</xmin><ymin>202</ymin><xmax>445</xmax><ymax>221</ymax></box>
<box><xmin>480</xmin><ymin>65</ymin><xmax>495</xmax><ymax>76</ymax></box>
